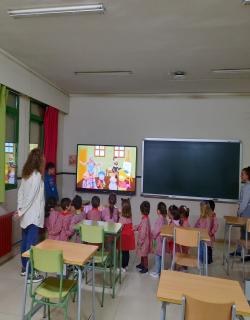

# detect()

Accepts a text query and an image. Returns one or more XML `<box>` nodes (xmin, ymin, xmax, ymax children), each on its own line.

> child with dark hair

<box><xmin>87</xmin><ymin>196</ymin><xmax>102</xmax><ymax>221</ymax></box>
<box><xmin>44</xmin><ymin>162</ymin><xmax>59</xmax><ymax>201</ymax></box>
<box><xmin>59</xmin><ymin>198</ymin><xmax>73</xmax><ymax>241</ymax></box>
<box><xmin>102</xmin><ymin>193</ymin><xmax>119</xmax><ymax>222</ymax></box>
<box><xmin>168</xmin><ymin>205</ymin><xmax>181</xmax><ymax>226</ymax></box>
<box><xmin>69</xmin><ymin>195</ymin><xmax>86</xmax><ymax>240</ymax></box>
<box><xmin>119</xmin><ymin>198</ymin><xmax>135</xmax><ymax>271</ymax></box>
<box><xmin>179</xmin><ymin>205</ymin><xmax>190</xmax><ymax>227</ymax></box>
<box><xmin>150</xmin><ymin>202</ymin><xmax>167</xmax><ymax>278</ymax></box>
<box><xmin>134</xmin><ymin>201</ymin><xmax>153</xmax><ymax>274</ymax></box>
<box><xmin>208</xmin><ymin>200</ymin><xmax>218</xmax><ymax>263</ymax></box>
<box><xmin>46</xmin><ymin>197</ymin><xmax>62</xmax><ymax>240</ymax></box>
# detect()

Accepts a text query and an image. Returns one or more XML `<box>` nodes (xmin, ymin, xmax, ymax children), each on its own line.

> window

<box><xmin>5</xmin><ymin>92</ymin><xmax>19</xmax><ymax>189</ymax></box>
<box><xmin>30</xmin><ymin>100</ymin><xmax>45</xmax><ymax>151</ymax></box>
<box><xmin>114</xmin><ymin>146</ymin><xmax>125</xmax><ymax>158</ymax></box>
<box><xmin>94</xmin><ymin>145</ymin><xmax>105</xmax><ymax>157</ymax></box>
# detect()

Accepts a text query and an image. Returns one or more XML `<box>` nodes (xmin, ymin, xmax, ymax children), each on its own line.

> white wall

<box><xmin>60</xmin><ymin>94</ymin><xmax>250</xmax><ymax>239</ymax></box>
<box><xmin>0</xmin><ymin>49</ymin><xmax>69</xmax><ymax>113</ymax></box>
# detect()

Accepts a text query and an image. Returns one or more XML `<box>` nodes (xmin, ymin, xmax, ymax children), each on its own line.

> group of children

<box><xmin>44</xmin><ymin>193</ymin><xmax>218</xmax><ymax>276</ymax></box>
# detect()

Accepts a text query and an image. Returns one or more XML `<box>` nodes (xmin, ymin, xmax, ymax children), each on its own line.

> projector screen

<box><xmin>76</xmin><ymin>144</ymin><xmax>137</xmax><ymax>195</ymax></box>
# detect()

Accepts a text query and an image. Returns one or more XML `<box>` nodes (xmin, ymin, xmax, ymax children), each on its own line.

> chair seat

<box><xmin>94</xmin><ymin>251</ymin><xmax>109</xmax><ymax>264</ymax></box>
<box><xmin>35</xmin><ymin>277</ymin><xmax>77</xmax><ymax>299</ymax></box>
<box><xmin>175</xmin><ymin>253</ymin><xmax>198</xmax><ymax>268</ymax></box>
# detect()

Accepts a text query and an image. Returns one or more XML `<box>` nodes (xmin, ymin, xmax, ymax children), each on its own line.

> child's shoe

<box><xmin>136</xmin><ymin>263</ymin><xmax>143</xmax><ymax>269</ymax></box>
<box><xmin>149</xmin><ymin>271</ymin><xmax>160</xmax><ymax>278</ymax></box>
<box><xmin>139</xmin><ymin>267</ymin><xmax>148</xmax><ymax>274</ymax></box>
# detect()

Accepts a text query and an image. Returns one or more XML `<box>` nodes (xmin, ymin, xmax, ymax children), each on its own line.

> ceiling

<box><xmin>0</xmin><ymin>0</ymin><xmax>250</xmax><ymax>94</ymax></box>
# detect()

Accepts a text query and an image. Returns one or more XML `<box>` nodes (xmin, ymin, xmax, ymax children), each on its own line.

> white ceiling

<box><xmin>0</xmin><ymin>0</ymin><xmax>250</xmax><ymax>94</ymax></box>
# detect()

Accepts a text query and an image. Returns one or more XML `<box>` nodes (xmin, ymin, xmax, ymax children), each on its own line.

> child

<box><xmin>46</xmin><ymin>197</ymin><xmax>62</xmax><ymax>240</ymax></box>
<box><xmin>86</xmin><ymin>196</ymin><xmax>102</xmax><ymax>221</ymax></box>
<box><xmin>167</xmin><ymin>205</ymin><xmax>181</xmax><ymax>254</ymax></box>
<box><xmin>102</xmin><ymin>193</ymin><xmax>120</xmax><ymax>222</ymax></box>
<box><xmin>119</xmin><ymin>198</ymin><xmax>135</xmax><ymax>271</ymax></box>
<box><xmin>59</xmin><ymin>198</ymin><xmax>73</xmax><ymax>241</ymax></box>
<box><xmin>150</xmin><ymin>202</ymin><xmax>167</xmax><ymax>278</ymax></box>
<box><xmin>69</xmin><ymin>195</ymin><xmax>86</xmax><ymax>240</ymax></box>
<box><xmin>179</xmin><ymin>205</ymin><xmax>190</xmax><ymax>227</ymax></box>
<box><xmin>134</xmin><ymin>201</ymin><xmax>153</xmax><ymax>274</ymax></box>
<box><xmin>44</xmin><ymin>162</ymin><xmax>59</xmax><ymax>202</ymax></box>
<box><xmin>194</xmin><ymin>200</ymin><xmax>213</xmax><ymax>264</ymax></box>
<box><xmin>208</xmin><ymin>200</ymin><xmax>219</xmax><ymax>263</ymax></box>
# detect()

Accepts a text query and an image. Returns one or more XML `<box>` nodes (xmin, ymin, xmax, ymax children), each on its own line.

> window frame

<box><xmin>29</xmin><ymin>99</ymin><xmax>45</xmax><ymax>151</ymax></box>
<box><xmin>114</xmin><ymin>146</ymin><xmax>125</xmax><ymax>159</ymax></box>
<box><xmin>5</xmin><ymin>91</ymin><xmax>19</xmax><ymax>190</ymax></box>
<box><xmin>94</xmin><ymin>145</ymin><xmax>105</xmax><ymax>157</ymax></box>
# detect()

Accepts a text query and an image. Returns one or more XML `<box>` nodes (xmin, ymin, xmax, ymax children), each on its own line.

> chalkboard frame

<box><xmin>141</xmin><ymin>138</ymin><xmax>242</xmax><ymax>203</ymax></box>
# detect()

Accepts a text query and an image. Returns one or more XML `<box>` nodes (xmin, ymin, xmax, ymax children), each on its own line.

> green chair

<box><xmin>28</xmin><ymin>247</ymin><xmax>77</xmax><ymax>320</ymax></box>
<box><xmin>80</xmin><ymin>224</ymin><xmax>111</xmax><ymax>307</ymax></box>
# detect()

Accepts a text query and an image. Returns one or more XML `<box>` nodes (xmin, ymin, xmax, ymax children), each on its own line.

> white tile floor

<box><xmin>0</xmin><ymin>243</ymin><xmax>250</xmax><ymax>320</ymax></box>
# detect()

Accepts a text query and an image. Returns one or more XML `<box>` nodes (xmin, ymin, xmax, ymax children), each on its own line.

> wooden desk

<box><xmin>157</xmin><ymin>270</ymin><xmax>250</xmax><ymax>319</ymax></box>
<box><xmin>160</xmin><ymin>225</ymin><xmax>210</xmax><ymax>275</ymax></box>
<box><xmin>223</xmin><ymin>216</ymin><xmax>247</xmax><ymax>275</ymax></box>
<box><xmin>21</xmin><ymin>239</ymin><xmax>98</xmax><ymax>320</ymax></box>
<box><xmin>75</xmin><ymin>220</ymin><xmax>122</xmax><ymax>298</ymax></box>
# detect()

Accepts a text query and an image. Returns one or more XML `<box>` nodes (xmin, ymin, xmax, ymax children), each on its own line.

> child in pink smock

<box><xmin>86</xmin><ymin>196</ymin><xmax>102</xmax><ymax>221</ymax></box>
<box><xmin>46</xmin><ymin>197</ymin><xmax>62</xmax><ymax>240</ymax></box>
<box><xmin>167</xmin><ymin>205</ymin><xmax>181</xmax><ymax>254</ymax></box>
<box><xmin>134</xmin><ymin>201</ymin><xmax>153</xmax><ymax>274</ymax></box>
<box><xmin>150</xmin><ymin>202</ymin><xmax>167</xmax><ymax>278</ymax></box>
<box><xmin>208</xmin><ymin>200</ymin><xmax>219</xmax><ymax>263</ymax></box>
<box><xmin>59</xmin><ymin>198</ymin><xmax>73</xmax><ymax>241</ymax></box>
<box><xmin>69</xmin><ymin>195</ymin><xmax>86</xmax><ymax>241</ymax></box>
<box><xmin>179</xmin><ymin>205</ymin><xmax>191</xmax><ymax>254</ymax></box>
<box><xmin>101</xmin><ymin>193</ymin><xmax>120</xmax><ymax>222</ymax></box>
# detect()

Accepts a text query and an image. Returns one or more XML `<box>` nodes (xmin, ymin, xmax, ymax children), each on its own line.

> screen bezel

<box><xmin>76</xmin><ymin>144</ymin><xmax>137</xmax><ymax>195</ymax></box>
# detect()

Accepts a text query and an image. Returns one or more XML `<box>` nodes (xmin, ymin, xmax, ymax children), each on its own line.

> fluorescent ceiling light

<box><xmin>241</xmin><ymin>0</ymin><xmax>250</xmax><ymax>4</ymax></box>
<box><xmin>212</xmin><ymin>68</ymin><xmax>250</xmax><ymax>74</ymax></box>
<box><xmin>75</xmin><ymin>71</ymin><xmax>133</xmax><ymax>76</ymax></box>
<box><xmin>8</xmin><ymin>4</ymin><xmax>104</xmax><ymax>18</ymax></box>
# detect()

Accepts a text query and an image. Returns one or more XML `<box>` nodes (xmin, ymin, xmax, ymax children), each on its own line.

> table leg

<box><xmin>112</xmin><ymin>235</ymin><xmax>117</xmax><ymax>299</ymax></box>
<box><xmin>92</xmin><ymin>257</ymin><xmax>95</xmax><ymax>320</ymax></box>
<box><xmin>21</xmin><ymin>260</ymin><xmax>30</xmax><ymax>320</ymax></box>
<box><xmin>160</xmin><ymin>302</ymin><xmax>167</xmax><ymax>320</ymax></box>
<box><xmin>161</xmin><ymin>238</ymin><xmax>166</xmax><ymax>271</ymax></box>
<box><xmin>77</xmin><ymin>266</ymin><xmax>82</xmax><ymax>320</ymax></box>
<box><xmin>222</xmin><ymin>223</ymin><xmax>228</xmax><ymax>265</ymax></box>
<box><xmin>227</xmin><ymin>225</ymin><xmax>232</xmax><ymax>275</ymax></box>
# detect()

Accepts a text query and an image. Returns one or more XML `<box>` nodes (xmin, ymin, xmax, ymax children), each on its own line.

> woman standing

<box><xmin>17</xmin><ymin>148</ymin><xmax>45</xmax><ymax>281</ymax></box>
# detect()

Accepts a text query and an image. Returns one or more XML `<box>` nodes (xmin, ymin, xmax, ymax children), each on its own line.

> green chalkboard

<box><xmin>142</xmin><ymin>139</ymin><xmax>241</xmax><ymax>201</ymax></box>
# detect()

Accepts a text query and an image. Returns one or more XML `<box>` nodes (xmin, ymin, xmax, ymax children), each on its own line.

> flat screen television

<box><xmin>76</xmin><ymin>144</ymin><xmax>137</xmax><ymax>195</ymax></box>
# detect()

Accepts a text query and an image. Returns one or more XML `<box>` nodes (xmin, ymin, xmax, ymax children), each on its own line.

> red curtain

<box><xmin>44</xmin><ymin>106</ymin><xmax>59</xmax><ymax>166</ymax></box>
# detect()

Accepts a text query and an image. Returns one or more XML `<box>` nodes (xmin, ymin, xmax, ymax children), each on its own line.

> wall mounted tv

<box><xmin>76</xmin><ymin>144</ymin><xmax>137</xmax><ymax>195</ymax></box>
<box><xmin>142</xmin><ymin>139</ymin><xmax>242</xmax><ymax>202</ymax></box>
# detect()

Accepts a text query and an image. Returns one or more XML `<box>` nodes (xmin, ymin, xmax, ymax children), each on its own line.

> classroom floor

<box><xmin>0</xmin><ymin>243</ymin><xmax>250</xmax><ymax>320</ymax></box>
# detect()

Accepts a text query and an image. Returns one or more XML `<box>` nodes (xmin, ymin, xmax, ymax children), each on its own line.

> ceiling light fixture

<box><xmin>8</xmin><ymin>4</ymin><xmax>104</xmax><ymax>18</ymax></box>
<box><xmin>212</xmin><ymin>68</ymin><xmax>250</xmax><ymax>74</ymax></box>
<box><xmin>241</xmin><ymin>0</ymin><xmax>250</xmax><ymax>4</ymax></box>
<box><xmin>169</xmin><ymin>71</ymin><xmax>186</xmax><ymax>80</ymax></box>
<box><xmin>74</xmin><ymin>70</ymin><xmax>133</xmax><ymax>76</ymax></box>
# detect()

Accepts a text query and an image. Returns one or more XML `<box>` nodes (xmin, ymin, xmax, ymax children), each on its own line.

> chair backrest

<box><xmin>174</xmin><ymin>227</ymin><xmax>200</xmax><ymax>248</ymax></box>
<box><xmin>182</xmin><ymin>295</ymin><xmax>236</xmax><ymax>320</ymax></box>
<box><xmin>80</xmin><ymin>224</ymin><xmax>104</xmax><ymax>244</ymax></box>
<box><xmin>31</xmin><ymin>246</ymin><xmax>63</xmax><ymax>273</ymax></box>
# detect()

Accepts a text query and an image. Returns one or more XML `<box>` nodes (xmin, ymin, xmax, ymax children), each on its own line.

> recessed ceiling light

<box><xmin>8</xmin><ymin>4</ymin><xmax>105</xmax><ymax>18</ymax></box>
<box><xmin>74</xmin><ymin>70</ymin><xmax>133</xmax><ymax>76</ymax></box>
<box><xmin>169</xmin><ymin>71</ymin><xmax>186</xmax><ymax>80</ymax></box>
<box><xmin>212</xmin><ymin>68</ymin><xmax>250</xmax><ymax>74</ymax></box>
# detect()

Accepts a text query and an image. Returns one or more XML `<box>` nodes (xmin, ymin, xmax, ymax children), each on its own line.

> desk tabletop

<box><xmin>75</xmin><ymin>220</ymin><xmax>122</xmax><ymax>234</ymax></box>
<box><xmin>160</xmin><ymin>225</ymin><xmax>210</xmax><ymax>242</ymax></box>
<box><xmin>157</xmin><ymin>270</ymin><xmax>250</xmax><ymax>317</ymax></box>
<box><xmin>22</xmin><ymin>239</ymin><xmax>98</xmax><ymax>266</ymax></box>
<box><xmin>224</xmin><ymin>216</ymin><xmax>247</xmax><ymax>226</ymax></box>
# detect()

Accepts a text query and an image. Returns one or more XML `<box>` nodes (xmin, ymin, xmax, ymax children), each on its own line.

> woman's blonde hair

<box><xmin>22</xmin><ymin>148</ymin><xmax>45</xmax><ymax>179</ymax></box>
<box><xmin>200</xmin><ymin>201</ymin><xmax>212</xmax><ymax>218</ymax></box>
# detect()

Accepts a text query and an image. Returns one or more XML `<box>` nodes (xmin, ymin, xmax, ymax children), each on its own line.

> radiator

<box><xmin>0</xmin><ymin>212</ymin><xmax>13</xmax><ymax>257</ymax></box>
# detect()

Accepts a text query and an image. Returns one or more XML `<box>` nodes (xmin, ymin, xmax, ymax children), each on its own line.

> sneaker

<box><xmin>121</xmin><ymin>268</ymin><xmax>127</xmax><ymax>273</ymax></box>
<box><xmin>139</xmin><ymin>268</ymin><xmax>148</xmax><ymax>274</ymax></box>
<box><xmin>230</xmin><ymin>251</ymin><xmax>241</xmax><ymax>257</ymax></box>
<box><xmin>27</xmin><ymin>272</ymin><xmax>44</xmax><ymax>284</ymax></box>
<box><xmin>20</xmin><ymin>268</ymin><xmax>26</xmax><ymax>277</ymax></box>
<box><xmin>136</xmin><ymin>263</ymin><xmax>143</xmax><ymax>269</ymax></box>
<box><xmin>149</xmin><ymin>271</ymin><xmax>159</xmax><ymax>278</ymax></box>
